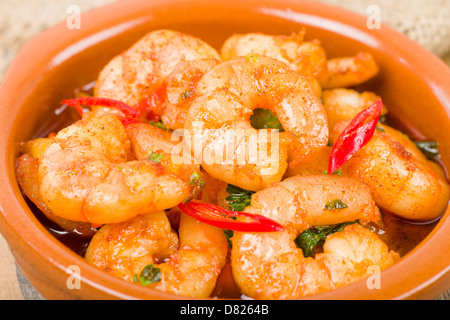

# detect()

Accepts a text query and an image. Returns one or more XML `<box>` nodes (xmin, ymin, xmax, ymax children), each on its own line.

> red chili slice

<box><xmin>178</xmin><ymin>201</ymin><xmax>284</xmax><ymax>232</ymax></box>
<box><xmin>61</xmin><ymin>97</ymin><xmax>138</xmax><ymax>125</ymax></box>
<box><xmin>328</xmin><ymin>99</ymin><xmax>383</xmax><ymax>174</ymax></box>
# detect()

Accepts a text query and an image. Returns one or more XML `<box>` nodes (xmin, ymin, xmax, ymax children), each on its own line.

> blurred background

<box><xmin>0</xmin><ymin>0</ymin><xmax>449</xmax><ymax>300</ymax></box>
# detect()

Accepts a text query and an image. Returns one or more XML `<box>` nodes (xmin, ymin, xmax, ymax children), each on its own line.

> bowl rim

<box><xmin>0</xmin><ymin>0</ymin><xmax>449</xmax><ymax>300</ymax></box>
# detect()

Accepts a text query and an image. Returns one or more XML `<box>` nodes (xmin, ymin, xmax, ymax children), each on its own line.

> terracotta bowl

<box><xmin>0</xmin><ymin>0</ymin><xmax>449</xmax><ymax>300</ymax></box>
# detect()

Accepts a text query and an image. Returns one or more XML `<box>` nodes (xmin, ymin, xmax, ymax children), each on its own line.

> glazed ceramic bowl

<box><xmin>1</xmin><ymin>0</ymin><xmax>449</xmax><ymax>300</ymax></box>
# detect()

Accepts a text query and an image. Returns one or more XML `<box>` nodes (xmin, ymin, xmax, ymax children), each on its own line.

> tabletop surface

<box><xmin>0</xmin><ymin>0</ymin><xmax>449</xmax><ymax>300</ymax></box>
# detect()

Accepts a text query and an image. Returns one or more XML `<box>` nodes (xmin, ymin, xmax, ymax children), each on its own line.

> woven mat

<box><xmin>0</xmin><ymin>0</ymin><xmax>449</xmax><ymax>300</ymax></box>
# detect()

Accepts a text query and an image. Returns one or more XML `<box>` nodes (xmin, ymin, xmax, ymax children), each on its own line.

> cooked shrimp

<box><xmin>284</xmin><ymin>146</ymin><xmax>331</xmax><ymax>177</ymax></box>
<box><xmin>196</xmin><ymin>169</ymin><xmax>232</xmax><ymax>210</ymax></box>
<box><xmin>162</xmin><ymin>59</ymin><xmax>220</xmax><ymax>129</ymax></box>
<box><xmin>85</xmin><ymin>211</ymin><xmax>228</xmax><ymax>298</ymax></box>
<box><xmin>231</xmin><ymin>175</ymin><xmax>399</xmax><ymax>299</ymax></box>
<box><xmin>333</xmin><ymin>121</ymin><xmax>450</xmax><ymax>221</ymax></box>
<box><xmin>220</xmin><ymin>31</ymin><xmax>327</xmax><ymax>95</ymax></box>
<box><xmin>94</xmin><ymin>29</ymin><xmax>220</xmax><ymax>129</ymax></box>
<box><xmin>322</xmin><ymin>88</ymin><xmax>388</xmax><ymax>132</ymax></box>
<box><xmin>20</xmin><ymin>137</ymin><xmax>55</xmax><ymax>160</ymax></box>
<box><xmin>243</xmin><ymin>175</ymin><xmax>380</xmax><ymax>229</ymax></box>
<box><xmin>315</xmin><ymin>224</ymin><xmax>399</xmax><ymax>288</ymax></box>
<box><xmin>38</xmin><ymin>112</ymin><xmax>201</xmax><ymax>225</ymax></box>
<box><xmin>184</xmin><ymin>55</ymin><xmax>329</xmax><ymax>191</ymax></box>
<box><xmin>16</xmin><ymin>153</ymin><xmax>97</xmax><ymax>235</ymax></box>
<box><xmin>319</xmin><ymin>52</ymin><xmax>380</xmax><ymax>89</ymax></box>
<box><xmin>84</xmin><ymin>211</ymin><xmax>179</xmax><ymax>281</ymax></box>
<box><xmin>16</xmin><ymin>137</ymin><xmax>97</xmax><ymax>235</ymax></box>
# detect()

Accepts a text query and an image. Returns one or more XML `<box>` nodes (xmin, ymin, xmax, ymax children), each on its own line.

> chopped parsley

<box><xmin>187</xmin><ymin>171</ymin><xmax>206</xmax><ymax>201</ymax></box>
<box><xmin>149</xmin><ymin>121</ymin><xmax>167</xmax><ymax>131</ymax></box>
<box><xmin>415</xmin><ymin>140</ymin><xmax>439</xmax><ymax>161</ymax></box>
<box><xmin>181</xmin><ymin>90</ymin><xmax>194</xmax><ymax>100</ymax></box>
<box><xmin>189</xmin><ymin>171</ymin><xmax>205</xmax><ymax>187</ymax></box>
<box><xmin>322</xmin><ymin>169</ymin><xmax>343</xmax><ymax>176</ymax></box>
<box><xmin>324</xmin><ymin>199</ymin><xmax>348</xmax><ymax>211</ymax></box>
<box><xmin>245</xmin><ymin>54</ymin><xmax>259</xmax><ymax>62</ymax></box>
<box><xmin>148</xmin><ymin>151</ymin><xmax>163</xmax><ymax>163</ymax></box>
<box><xmin>225</xmin><ymin>184</ymin><xmax>255</xmax><ymax>212</ymax></box>
<box><xmin>294</xmin><ymin>221</ymin><xmax>359</xmax><ymax>257</ymax></box>
<box><xmin>134</xmin><ymin>264</ymin><xmax>161</xmax><ymax>285</ymax></box>
<box><xmin>250</xmin><ymin>108</ymin><xmax>285</xmax><ymax>132</ymax></box>
<box><xmin>223</xmin><ymin>229</ymin><xmax>234</xmax><ymax>249</ymax></box>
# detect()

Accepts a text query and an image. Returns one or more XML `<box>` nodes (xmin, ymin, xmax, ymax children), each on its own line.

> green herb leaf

<box><xmin>148</xmin><ymin>151</ymin><xmax>163</xmax><ymax>163</ymax></box>
<box><xmin>135</xmin><ymin>264</ymin><xmax>161</xmax><ymax>285</ymax></box>
<box><xmin>324</xmin><ymin>199</ymin><xmax>348</xmax><ymax>211</ymax></box>
<box><xmin>322</xmin><ymin>169</ymin><xmax>343</xmax><ymax>176</ymax></box>
<box><xmin>245</xmin><ymin>54</ymin><xmax>259</xmax><ymax>62</ymax></box>
<box><xmin>223</xmin><ymin>229</ymin><xmax>234</xmax><ymax>249</ymax></box>
<box><xmin>189</xmin><ymin>171</ymin><xmax>205</xmax><ymax>187</ymax></box>
<box><xmin>181</xmin><ymin>90</ymin><xmax>194</xmax><ymax>100</ymax></box>
<box><xmin>187</xmin><ymin>171</ymin><xmax>206</xmax><ymax>201</ymax></box>
<box><xmin>149</xmin><ymin>121</ymin><xmax>167</xmax><ymax>131</ymax></box>
<box><xmin>375</xmin><ymin>126</ymin><xmax>385</xmax><ymax>132</ymax></box>
<box><xmin>250</xmin><ymin>108</ymin><xmax>285</xmax><ymax>132</ymax></box>
<box><xmin>294</xmin><ymin>221</ymin><xmax>358</xmax><ymax>257</ymax></box>
<box><xmin>415</xmin><ymin>140</ymin><xmax>439</xmax><ymax>161</ymax></box>
<box><xmin>225</xmin><ymin>184</ymin><xmax>255</xmax><ymax>212</ymax></box>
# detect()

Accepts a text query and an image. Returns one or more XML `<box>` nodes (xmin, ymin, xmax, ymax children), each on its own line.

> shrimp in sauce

<box><xmin>85</xmin><ymin>211</ymin><xmax>228</xmax><ymax>298</ymax></box>
<box><xmin>94</xmin><ymin>29</ymin><xmax>221</xmax><ymax>129</ymax></box>
<box><xmin>333</xmin><ymin>121</ymin><xmax>449</xmax><ymax>221</ymax></box>
<box><xmin>37</xmin><ymin>112</ymin><xmax>201</xmax><ymax>225</ymax></box>
<box><xmin>15</xmin><ymin>28</ymin><xmax>450</xmax><ymax>300</ymax></box>
<box><xmin>231</xmin><ymin>175</ymin><xmax>399</xmax><ymax>299</ymax></box>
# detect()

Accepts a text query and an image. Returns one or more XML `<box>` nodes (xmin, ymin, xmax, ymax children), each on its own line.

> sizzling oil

<box><xmin>24</xmin><ymin>84</ymin><xmax>448</xmax><ymax>299</ymax></box>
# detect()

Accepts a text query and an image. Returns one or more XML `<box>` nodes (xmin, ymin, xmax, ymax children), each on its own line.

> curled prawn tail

<box><xmin>38</xmin><ymin>112</ymin><xmax>203</xmax><ymax>225</ymax></box>
<box><xmin>86</xmin><ymin>212</ymin><xmax>228</xmax><ymax>298</ymax></box>
<box><xmin>93</xmin><ymin>29</ymin><xmax>221</xmax><ymax>127</ymax></box>
<box><xmin>185</xmin><ymin>56</ymin><xmax>329</xmax><ymax>191</ymax></box>
<box><xmin>334</xmin><ymin>120</ymin><xmax>450</xmax><ymax>221</ymax></box>
<box><xmin>319</xmin><ymin>52</ymin><xmax>380</xmax><ymax>89</ymax></box>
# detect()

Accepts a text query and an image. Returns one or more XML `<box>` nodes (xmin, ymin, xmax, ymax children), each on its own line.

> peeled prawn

<box><xmin>85</xmin><ymin>211</ymin><xmax>228</xmax><ymax>298</ymax></box>
<box><xmin>319</xmin><ymin>52</ymin><xmax>380</xmax><ymax>89</ymax></box>
<box><xmin>38</xmin><ymin>112</ymin><xmax>201</xmax><ymax>225</ymax></box>
<box><xmin>334</xmin><ymin>121</ymin><xmax>450</xmax><ymax>221</ymax></box>
<box><xmin>94</xmin><ymin>29</ymin><xmax>221</xmax><ymax>129</ymax></box>
<box><xmin>162</xmin><ymin>59</ymin><xmax>220</xmax><ymax>129</ymax></box>
<box><xmin>16</xmin><ymin>136</ymin><xmax>97</xmax><ymax>235</ymax></box>
<box><xmin>284</xmin><ymin>146</ymin><xmax>332</xmax><ymax>178</ymax></box>
<box><xmin>322</xmin><ymin>88</ymin><xmax>388</xmax><ymax>132</ymax></box>
<box><xmin>243</xmin><ymin>175</ymin><xmax>380</xmax><ymax>229</ymax></box>
<box><xmin>184</xmin><ymin>55</ymin><xmax>329</xmax><ymax>191</ymax></box>
<box><xmin>220</xmin><ymin>31</ymin><xmax>327</xmax><ymax>95</ymax></box>
<box><xmin>231</xmin><ymin>175</ymin><xmax>399</xmax><ymax>299</ymax></box>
